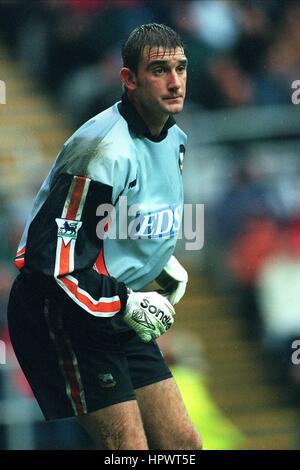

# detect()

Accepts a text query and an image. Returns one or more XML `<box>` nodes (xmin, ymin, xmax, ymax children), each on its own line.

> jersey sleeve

<box><xmin>23</xmin><ymin>172</ymin><xmax>128</xmax><ymax>318</ymax></box>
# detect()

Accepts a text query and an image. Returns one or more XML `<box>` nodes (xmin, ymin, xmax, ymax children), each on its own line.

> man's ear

<box><xmin>119</xmin><ymin>67</ymin><xmax>138</xmax><ymax>91</ymax></box>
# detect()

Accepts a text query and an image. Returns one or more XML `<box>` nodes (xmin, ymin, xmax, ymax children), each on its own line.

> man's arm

<box><xmin>24</xmin><ymin>173</ymin><xmax>127</xmax><ymax>317</ymax></box>
<box><xmin>22</xmin><ymin>172</ymin><xmax>175</xmax><ymax>340</ymax></box>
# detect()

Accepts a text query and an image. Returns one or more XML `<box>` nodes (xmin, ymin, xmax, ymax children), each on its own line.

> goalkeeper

<box><xmin>7</xmin><ymin>23</ymin><xmax>201</xmax><ymax>451</ymax></box>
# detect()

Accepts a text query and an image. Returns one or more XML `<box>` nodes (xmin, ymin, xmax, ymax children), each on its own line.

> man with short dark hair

<box><xmin>8</xmin><ymin>23</ymin><xmax>201</xmax><ymax>450</ymax></box>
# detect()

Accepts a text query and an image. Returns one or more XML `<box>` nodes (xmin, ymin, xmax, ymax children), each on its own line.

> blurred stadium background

<box><xmin>1</xmin><ymin>0</ymin><xmax>300</xmax><ymax>450</ymax></box>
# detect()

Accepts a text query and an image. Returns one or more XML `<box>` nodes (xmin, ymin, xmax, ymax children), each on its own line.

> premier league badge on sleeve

<box><xmin>55</xmin><ymin>218</ymin><xmax>82</xmax><ymax>246</ymax></box>
<box><xmin>179</xmin><ymin>144</ymin><xmax>185</xmax><ymax>173</ymax></box>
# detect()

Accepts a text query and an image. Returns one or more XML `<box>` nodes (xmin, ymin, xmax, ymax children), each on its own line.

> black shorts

<box><xmin>7</xmin><ymin>272</ymin><xmax>172</xmax><ymax>421</ymax></box>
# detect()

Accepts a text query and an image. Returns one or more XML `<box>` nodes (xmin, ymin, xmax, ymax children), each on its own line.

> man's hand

<box><xmin>156</xmin><ymin>256</ymin><xmax>188</xmax><ymax>306</ymax></box>
<box><xmin>123</xmin><ymin>290</ymin><xmax>175</xmax><ymax>343</ymax></box>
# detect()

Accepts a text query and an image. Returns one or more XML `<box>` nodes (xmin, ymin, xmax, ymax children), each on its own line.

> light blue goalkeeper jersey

<box><xmin>15</xmin><ymin>94</ymin><xmax>186</xmax><ymax>318</ymax></box>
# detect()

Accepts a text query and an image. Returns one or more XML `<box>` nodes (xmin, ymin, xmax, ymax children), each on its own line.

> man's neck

<box><xmin>128</xmin><ymin>95</ymin><xmax>169</xmax><ymax>137</ymax></box>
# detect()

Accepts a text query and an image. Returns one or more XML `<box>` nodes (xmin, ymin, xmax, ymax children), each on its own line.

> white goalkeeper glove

<box><xmin>123</xmin><ymin>290</ymin><xmax>175</xmax><ymax>343</ymax></box>
<box><xmin>156</xmin><ymin>256</ymin><xmax>188</xmax><ymax>306</ymax></box>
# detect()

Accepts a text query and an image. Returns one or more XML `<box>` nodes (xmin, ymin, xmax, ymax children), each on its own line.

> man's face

<box><xmin>134</xmin><ymin>46</ymin><xmax>187</xmax><ymax>120</ymax></box>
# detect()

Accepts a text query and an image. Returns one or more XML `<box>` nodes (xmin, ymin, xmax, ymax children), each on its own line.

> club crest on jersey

<box><xmin>55</xmin><ymin>218</ymin><xmax>82</xmax><ymax>246</ymax></box>
<box><xmin>179</xmin><ymin>144</ymin><xmax>185</xmax><ymax>173</ymax></box>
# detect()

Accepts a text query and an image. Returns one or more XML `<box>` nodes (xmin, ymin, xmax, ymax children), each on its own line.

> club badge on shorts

<box><xmin>55</xmin><ymin>218</ymin><xmax>82</xmax><ymax>246</ymax></box>
<box><xmin>97</xmin><ymin>373</ymin><xmax>117</xmax><ymax>388</ymax></box>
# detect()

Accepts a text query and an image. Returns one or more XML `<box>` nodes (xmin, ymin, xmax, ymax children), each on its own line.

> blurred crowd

<box><xmin>212</xmin><ymin>151</ymin><xmax>300</xmax><ymax>405</ymax></box>
<box><xmin>1</xmin><ymin>0</ymin><xmax>300</xmax><ymax>448</ymax></box>
<box><xmin>1</xmin><ymin>0</ymin><xmax>300</xmax><ymax>125</ymax></box>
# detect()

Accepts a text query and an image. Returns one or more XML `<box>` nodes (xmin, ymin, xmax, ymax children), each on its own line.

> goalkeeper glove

<box><xmin>123</xmin><ymin>290</ymin><xmax>175</xmax><ymax>343</ymax></box>
<box><xmin>156</xmin><ymin>256</ymin><xmax>188</xmax><ymax>306</ymax></box>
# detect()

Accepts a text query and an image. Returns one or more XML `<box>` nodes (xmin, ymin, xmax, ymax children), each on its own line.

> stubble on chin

<box><xmin>163</xmin><ymin>101</ymin><xmax>184</xmax><ymax>115</ymax></box>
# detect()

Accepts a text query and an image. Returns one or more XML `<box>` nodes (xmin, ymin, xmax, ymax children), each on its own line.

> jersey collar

<box><xmin>118</xmin><ymin>93</ymin><xmax>176</xmax><ymax>142</ymax></box>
